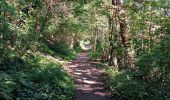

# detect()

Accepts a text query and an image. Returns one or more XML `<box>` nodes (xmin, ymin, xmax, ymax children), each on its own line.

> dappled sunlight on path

<box><xmin>65</xmin><ymin>51</ymin><xmax>111</xmax><ymax>100</ymax></box>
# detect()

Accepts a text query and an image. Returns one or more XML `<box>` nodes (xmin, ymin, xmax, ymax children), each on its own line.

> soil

<box><xmin>65</xmin><ymin>51</ymin><xmax>111</xmax><ymax>100</ymax></box>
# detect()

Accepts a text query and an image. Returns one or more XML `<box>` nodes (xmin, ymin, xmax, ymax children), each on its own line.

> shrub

<box><xmin>136</xmin><ymin>34</ymin><xmax>170</xmax><ymax>99</ymax></box>
<box><xmin>46</xmin><ymin>41</ymin><xmax>71</xmax><ymax>56</ymax></box>
<box><xmin>0</xmin><ymin>72</ymin><xmax>15</xmax><ymax>100</ymax></box>
<box><xmin>105</xmin><ymin>67</ymin><xmax>147</xmax><ymax>100</ymax></box>
<box><xmin>0</xmin><ymin>53</ymin><xmax>75</xmax><ymax>100</ymax></box>
<box><xmin>88</xmin><ymin>51</ymin><xmax>101</xmax><ymax>60</ymax></box>
<box><xmin>41</xmin><ymin>40</ymin><xmax>77</xmax><ymax>60</ymax></box>
<box><xmin>105</xmin><ymin>34</ymin><xmax>170</xmax><ymax>100</ymax></box>
<box><xmin>137</xmin><ymin>53</ymin><xmax>170</xmax><ymax>99</ymax></box>
<box><xmin>74</xmin><ymin>41</ymin><xmax>83</xmax><ymax>53</ymax></box>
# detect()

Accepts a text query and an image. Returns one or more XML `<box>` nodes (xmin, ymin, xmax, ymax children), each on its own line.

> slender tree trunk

<box><xmin>112</xmin><ymin>0</ymin><xmax>134</xmax><ymax>69</ymax></box>
<box><xmin>108</xmin><ymin>16</ymin><xmax>118</xmax><ymax>67</ymax></box>
<box><xmin>93</xmin><ymin>27</ymin><xmax>98</xmax><ymax>51</ymax></box>
<box><xmin>108</xmin><ymin>17</ymin><xmax>114</xmax><ymax>66</ymax></box>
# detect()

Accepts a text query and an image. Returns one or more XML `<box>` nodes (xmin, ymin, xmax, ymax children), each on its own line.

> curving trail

<box><xmin>66</xmin><ymin>51</ymin><xmax>111</xmax><ymax>100</ymax></box>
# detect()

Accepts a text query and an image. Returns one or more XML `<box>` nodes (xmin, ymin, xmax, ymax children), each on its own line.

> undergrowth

<box><xmin>105</xmin><ymin>67</ymin><xmax>170</xmax><ymax>100</ymax></box>
<box><xmin>40</xmin><ymin>40</ymin><xmax>81</xmax><ymax>61</ymax></box>
<box><xmin>0</xmin><ymin>52</ymin><xmax>75</xmax><ymax>100</ymax></box>
<box><xmin>88</xmin><ymin>50</ymin><xmax>101</xmax><ymax>60</ymax></box>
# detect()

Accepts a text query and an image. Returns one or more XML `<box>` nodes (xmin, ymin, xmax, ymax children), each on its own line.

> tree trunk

<box><xmin>112</xmin><ymin>0</ymin><xmax>134</xmax><ymax>69</ymax></box>
<box><xmin>93</xmin><ymin>27</ymin><xmax>98</xmax><ymax>51</ymax></box>
<box><xmin>108</xmin><ymin>16</ymin><xmax>118</xmax><ymax>67</ymax></box>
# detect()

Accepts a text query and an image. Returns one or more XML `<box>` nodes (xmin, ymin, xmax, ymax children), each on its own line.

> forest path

<box><xmin>66</xmin><ymin>51</ymin><xmax>111</xmax><ymax>100</ymax></box>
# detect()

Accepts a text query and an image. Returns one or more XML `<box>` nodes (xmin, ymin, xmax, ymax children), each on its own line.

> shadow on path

<box><xmin>66</xmin><ymin>51</ymin><xmax>111</xmax><ymax>100</ymax></box>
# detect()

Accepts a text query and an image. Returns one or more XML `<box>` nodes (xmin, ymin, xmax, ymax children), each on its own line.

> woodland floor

<box><xmin>65</xmin><ymin>51</ymin><xmax>111</xmax><ymax>100</ymax></box>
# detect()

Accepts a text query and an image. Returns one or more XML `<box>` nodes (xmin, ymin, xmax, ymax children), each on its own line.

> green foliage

<box><xmin>42</xmin><ymin>41</ymin><xmax>77</xmax><ymax>60</ymax></box>
<box><xmin>1</xmin><ymin>0</ymin><xmax>170</xmax><ymax>99</ymax></box>
<box><xmin>0</xmin><ymin>72</ymin><xmax>15</xmax><ymax>100</ymax></box>
<box><xmin>88</xmin><ymin>51</ymin><xmax>101</xmax><ymax>60</ymax></box>
<box><xmin>73</xmin><ymin>3</ymin><xmax>88</xmax><ymax>16</ymax></box>
<box><xmin>105</xmin><ymin>34</ymin><xmax>170</xmax><ymax>100</ymax></box>
<box><xmin>0</xmin><ymin>53</ymin><xmax>74</xmax><ymax>100</ymax></box>
<box><xmin>51</xmin><ymin>42</ymin><xmax>71</xmax><ymax>56</ymax></box>
<box><xmin>105</xmin><ymin>68</ymin><xmax>147</xmax><ymax>100</ymax></box>
<box><xmin>74</xmin><ymin>41</ymin><xmax>83</xmax><ymax>52</ymax></box>
<box><xmin>105</xmin><ymin>35</ymin><xmax>170</xmax><ymax>99</ymax></box>
<box><xmin>136</xmin><ymin>35</ymin><xmax>170</xmax><ymax>99</ymax></box>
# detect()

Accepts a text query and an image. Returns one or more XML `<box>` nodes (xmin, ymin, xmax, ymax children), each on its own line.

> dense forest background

<box><xmin>0</xmin><ymin>0</ymin><xmax>170</xmax><ymax>100</ymax></box>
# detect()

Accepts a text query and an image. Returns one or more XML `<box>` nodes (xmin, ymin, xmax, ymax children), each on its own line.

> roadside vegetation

<box><xmin>1</xmin><ymin>0</ymin><xmax>170</xmax><ymax>100</ymax></box>
<box><xmin>88</xmin><ymin>0</ymin><xmax>170</xmax><ymax>100</ymax></box>
<box><xmin>0</xmin><ymin>51</ymin><xmax>74</xmax><ymax>100</ymax></box>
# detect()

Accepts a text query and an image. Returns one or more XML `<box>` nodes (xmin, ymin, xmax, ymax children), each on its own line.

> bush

<box><xmin>0</xmin><ymin>72</ymin><xmax>15</xmax><ymax>100</ymax></box>
<box><xmin>137</xmin><ymin>53</ymin><xmax>170</xmax><ymax>99</ymax></box>
<box><xmin>74</xmin><ymin>41</ymin><xmax>83</xmax><ymax>53</ymax></box>
<box><xmin>105</xmin><ymin>34</ymin><xmax>170</xmax><ymax>100</ymax></box>
<box><xmin>88</xmin><ymin>51</ymin><xmax>101</xmax><ymax>60</ymax></box>
<box><xmin>136</xmin><ymin>34</ymin><xmax>170</xmax><ymax>99</ymax></box>
<box><xmin>105</xmin><ymin>67</ymin><xmax>147</xmax><ymax>100</ymax></box>
<box><xmin>46</xmin><ymin>41</ymin><xmax>71</xmax><ymax>56</ymax></box>
<box><xmin>106</xmin><ymin>65</ymin><xmax>170</xmax><ymax>100</ymax></box>
<box><xmin>0</xmin><ymin>52</ymin><xmax>75</xmax><ymax>100</ymax></box>
<box><xmin>40</xmin><ymin>41</ymin><xmax>77</xmax><ymax>61</ymax></box>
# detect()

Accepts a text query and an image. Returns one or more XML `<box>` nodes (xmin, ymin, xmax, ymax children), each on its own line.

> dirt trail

<box><xmin>66</xmin><ymin>51</ymin><xmax>111</xmax><ymax>100</ymax></box>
